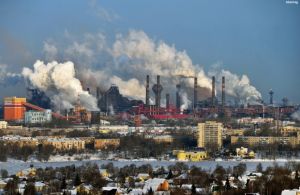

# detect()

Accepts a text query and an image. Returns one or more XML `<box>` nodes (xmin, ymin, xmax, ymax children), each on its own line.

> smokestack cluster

<box><xmin>222</xmin><ymin>76</ymin><xmax>225</xmax><ymax>107</ymax></box>
<box><xmin>211</xmin><ymin>76</ymin><xmax>215</xmax><ymax>107</ymax></box>
<box><xmin>145</xmin><ymin>75</ymin><xmax>150</xmax><ymax>106</ymax></box>
<box><xmin>166</xmin><ymin>93</ymin><xmax>170</xmax><ymax>109</ymax></box>
<box><xmin>194</xmin><ymin>77</ymin><xmax>197</xmax><ymax>110</ymax></box>
<box><xmin>152</xmin><ymin>75</ymin><xmax>163</xmax><ymax>107</ymax></box>
<box><xmin>176</xmin><ymin>84</ymin><xmax>181</xmax><ymax>110</ymax></box>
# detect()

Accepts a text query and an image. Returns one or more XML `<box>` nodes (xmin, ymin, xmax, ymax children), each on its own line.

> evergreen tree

<box><xmin>225</xmin><ymin>177</ymin><xmax>231</xmax><ymax>190</ymax></box>
<box><xmin>74</xmin><ymin>173</ymin><xmax>81</xmax><ymax>186</ymax></box>
<box><xmin>191</xmin><ymin>184</ymin><xmax>196</xmax><ymax>194</ymax></box>
<box><xmin>61</xmin><ymin>177</ymin><xmax>67</xmax><ymax>189</ymax></box>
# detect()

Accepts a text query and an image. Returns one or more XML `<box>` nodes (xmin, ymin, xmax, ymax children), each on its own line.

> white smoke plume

<box><xmin>41</xmin><ymin>30</ymin><xmax>262</xmax><ymax>107</ymax></box>
<box><xmin>22</xmin><ymin>60</ymin><xmax>99</xmax><ymax>111</ymax></box>
<box><xmin>180</xmin><ymin>91</ymin><xmax>191</xmax><ymax>112</ymax></box>
<box><xmin>209</xmin><ymin>68</ymin><xmax>262</xmax><ymax>105</ymax></box>
<box><xmin>292</xmin><ymin>109</ymin><xmax>300</xmax><ymax>121</ymax></box>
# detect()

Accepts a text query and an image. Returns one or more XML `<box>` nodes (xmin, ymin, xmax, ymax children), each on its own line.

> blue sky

<box><xmin>0</xmin><ymin>0</ymin><xmax>299</xmax><ymax>103</ymax></box>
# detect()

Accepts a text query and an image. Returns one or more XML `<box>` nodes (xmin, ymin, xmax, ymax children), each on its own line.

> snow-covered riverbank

<box><xmin>2</xmin><ymin>156</ymin><xmax>300</xmax><ymax>175</ymax></box>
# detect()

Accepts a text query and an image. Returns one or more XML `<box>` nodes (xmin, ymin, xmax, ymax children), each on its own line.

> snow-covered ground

<box><xmin>2</xmin><ymin>156</ymin><xmax>300</xmax><ymax>175</ymax></box>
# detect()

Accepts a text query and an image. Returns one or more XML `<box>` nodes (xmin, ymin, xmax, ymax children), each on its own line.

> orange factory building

<box><xmin>4</xmin><ymin>97</ymin><xmax>27</xmax><ymax>121</ymax></box>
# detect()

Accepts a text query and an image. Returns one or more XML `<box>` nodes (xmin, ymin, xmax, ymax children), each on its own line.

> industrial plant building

<box><xmin>4</xmin><ymin>97</ymin><xmax>27</xmax><ymax>122</ymax></box>
<box><xmin>197</xmin><ymin>121</ymin><xmax>223</xmax><ymax>149</ymax></box>
<box><xmin>24</xmin><ymin>110</ymin><xmax>52</xmax><ymax>124</ymax></box>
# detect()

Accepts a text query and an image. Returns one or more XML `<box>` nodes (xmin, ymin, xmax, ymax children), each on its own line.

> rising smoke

<box><xmin>19</xmin><ymin>30</ymin><xmax>262</xmax><ymax>111</ymax></box>
<box><xmin>292</xmin><ymin>109</ymin><xmax>300</xmax><ymax>121</ymax></box>
<box><xmin>22</xmin><ymin>60</ymin><xmax>99</xmax><ymax>111</ymax></box>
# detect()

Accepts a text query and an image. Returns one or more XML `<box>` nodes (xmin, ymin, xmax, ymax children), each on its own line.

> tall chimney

<box><xmin>166</xmin><ymin>93</ymin><xmax>170</xmax><ymax>109</ymax></box>
<box><xmin>176</xmin><ymin>84</ymin><xmax>181</xmax><ymax>110</ymax></box>
<box><xmin>157</xmin><ymin>75</ymin><xmax>161</xmax><ymax>107</ymax></box>
<box><xmin>146</xmin><ymin>75</ymin><xmax>150</xmax><ymax>106</ymax></box>
<box><xmin>96</xmin><ymin>87</ymin><xmax>101</xmax><ymax>99</ymax></box>
<box><xmin>152</xmin><ymin>75</ymin><xmax>163</xmax><ymax>108</ymax></box>
<box><xmin>212</xmin><ymin>76</ymin><xmax>215</xmax><ymax>107</ymax></box>
<box><xmin>269</xmin><ymin>89</ymin><xmax>274</xmax><ymax>105</ymax></box>
<box><xmin>194</xmin><ymin>77</ymin><xmax>198</xmax><ymax>110</ymax></box>
<box><xmin>222</xmin><ymin>76</ymin><xmax>225</xmax><ymax>107</ymax></box>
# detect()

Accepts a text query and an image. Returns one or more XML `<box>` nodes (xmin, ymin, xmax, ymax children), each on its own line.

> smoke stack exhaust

<box><xmin>212</xmin><ymin>76</ymin><xmax>215</xmax><ymax>107</ymax></box>
<box><xmin>146</xmin><ymin>75</ymin><xmax>150</xmax><ymax>106</ymax></box>
<box><xmin>152</xmin><ymin>75</ymin><xmax>163</xmax><ymax>107</ymax></box>
<box><xmin>166</xmin><ymin>93</ymin><xmax>170</xmax><ymax>109</ymax></box>
<box><xmin>222</xmin><ymin>76</ymin><xmax>225</xmax><ymax>107</ymax></box>
<box><xmin>176</xmin><ymin>84</ymin><xmax>181</xmax><ymax>110</ymax></box>
<box><xmin>194</xmin><ymin>77</ymin><xmax>197</xmax><ymax>110</ymax></box>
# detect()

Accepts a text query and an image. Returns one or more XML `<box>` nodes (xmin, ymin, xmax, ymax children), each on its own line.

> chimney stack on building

<box><xmin>166</xmin><ymin>93</ymin><xmax>170</xmax><ymax>109</ymax></box>
<box><xmin>211</xmin><ymin>76</ymin><xmax>216</xmax><ymax>107</ymax></box>
<box><xmin>194</xmin><ymin>77</ymin><xmax>198</xmax><ymax>110</ymax></box>
<box><xmin>222</xmin><ymin>76</ymin><xmax>225</xmax><ymax>107</ymax></box>
<box><xmin>176</xmin><ymin>84</ymin><xmax>181</xmax><ymax>110</ymax></box>
<box><xmin>152</xmin><ymin>75</ymin><xmax>163</xmax><ymax>107</ymax></box>
<box><xmin>146</xmin><ymin>75</ymin><xmax>150</xmax><ymax>106</ymax></box>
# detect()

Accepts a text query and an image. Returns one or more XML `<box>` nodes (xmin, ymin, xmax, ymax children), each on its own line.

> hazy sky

<box><xmin>0</xmin><ymin>0</ymin><xmax>299</xmax><ymax>103</ymax></box>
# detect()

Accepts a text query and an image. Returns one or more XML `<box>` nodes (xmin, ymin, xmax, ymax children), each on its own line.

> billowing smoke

<box><xmin>22</xmin><ymin>60</ymin><xmax>99</xmax><ymax>111</ymax></box>
<box><xmin>41</xmin><ymin>30</ymin><xmax>262</xmax><ymax>107</ymax></box>
<box><xmin>179</xmin><ymin>91</ymin><xmax>191</xmax><ymax>112</ymax></box>
<box><xmin>209</xmin><ymin>68</ymin><xmax>262</xmax><ymax>105</ymax></box>
<box><xmin>292</xmin><ymin>109</ymin><xmax>300</xmax><ymax>121</ymax></box>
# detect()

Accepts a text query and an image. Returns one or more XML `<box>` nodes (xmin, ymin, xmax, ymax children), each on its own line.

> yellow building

<box><xmin>281</xmin><ymin>126</ymin><xmax>300</xmax><ymax>136</ymax></box>
<box><xmin>44</xmin><ymin>138</ymin><xmax>85</xmax><ymax>150</ymax></box>
<box><xmin>226</xmin><ymin>129</ymin><xmax>245</xmax><ymax>136</ymax></box>
<box><xmin>176</xmin><ymin>150</ymin><xmax>207</xmax><ymax>161</ymax></box>
<box><xmin>198</xmin><ymin>121</ymin><xmax>223</xmax><ymax>149</ymax></box>
<box><xmin>236</xmin><ymin>147</ymin><xmax>255</xmax><ymax>158</ymax></box>
<box><xmin>0</xmin><ymin>121</ymin><xmax>8</xmax><ymax>129</ymax></box>
<box><xmin>16</xmin><ymin>167</ymin><xmax>36</xmax><ymax>178</ymax></box>
<box><xmin>231</xmin><ymin>133</ymin><xmax>300</xmax><ymax>147</ymax></box>
<box><xmin>94</xmin><ymin>138</ymin><xmax>120</xmax><ymax>150</ymax></box>
<box><xmin>153</xmin><ymin>135</ymin><xmax>174</xmax><ymax>144</ymax></box>
<box><xmin>1</xmin><ymin>135</ymin><xmax>38</xmax><ymax>147</ymax></box>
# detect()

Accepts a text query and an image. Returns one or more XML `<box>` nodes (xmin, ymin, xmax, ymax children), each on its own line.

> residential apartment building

<box><xmin>231</xmin><ymin>133</ymin><xmax>300</xmax><ymax>147</ymax></box>
<box><xmin>281</xmin><ymin>126</ymin><xmax>300</xmax><ymax>136</ymax></box>
<box><xmin>44</xmin><ymin>138</ymin><xmax>85</xmax><ymax>150</ymax></box>
<box><xmin>0</xmin><ymin>121</ymin><xmax>8</xmax><ymax>129</ymax></box>
<box><xmin>94</xmin><ymin>138</ymin><xmax>120</xmax><ymax>150</ymax></box>
<box><xmin>198</xmin><ymin>121</ymin><xmax>223</xmax><ymax>149</ymax></box>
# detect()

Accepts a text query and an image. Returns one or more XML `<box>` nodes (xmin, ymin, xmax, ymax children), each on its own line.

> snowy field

<box><xmin>2</xmin><ymin>156</ymin><xmax>300</xmax><ymax>175</ymax></box>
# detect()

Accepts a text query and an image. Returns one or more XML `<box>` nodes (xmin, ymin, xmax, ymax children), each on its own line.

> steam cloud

<box><xmin>22</xmin><ymin>60</ymin><xmax>99</xmax><ymax>111</ymax></box>
<box><xmin>292</xmin><ymin>109</ymin><xmax>300</xmax><ymax>121</ymax></box>
<box><xmin>22</xmin><ymin>30</ymin><xmax>262</xmax><ymax>111</ymax></box>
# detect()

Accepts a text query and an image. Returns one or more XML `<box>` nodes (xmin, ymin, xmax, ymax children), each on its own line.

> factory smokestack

<box><xmin>222</xmin><ymin>76</ymin><xmax>225</xmax><ymax>107</ymax></box>
<box><xmin>211</xmin><ymin>76</ymin><xmax>215</xmax><ymax>107</ymax></box>
<box><xmin>96</xmin><ymin>87</ymin><xmax>101</xmax><ymax>99</ymax></box>
<box><xmin>176</xmin><ymin>84</ymin><xmax>181</xmax><ymax>110</ymax></box>
<box><xmin>269</xmin><ymin>89</ymin><xmax>274</xmax><ymax>105</ymax></box>
<box><xmin>194</xmin><ymin>77</ymin><xmax>197</xmax><ymax>110</ymax></box>
<box><xmin>146</xmin><ymin>75</ymin><xmax>150</xmax><ymax>106</ymax></box>
<box><xmin>152</xmin><ymin>75</ymin><xmax>163</xmax><ymax>107</ymax></box>
<box><xmin>166</xmin><ymin>93</ymin><xmax>170</xmax><ymax>109</ymax></box>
